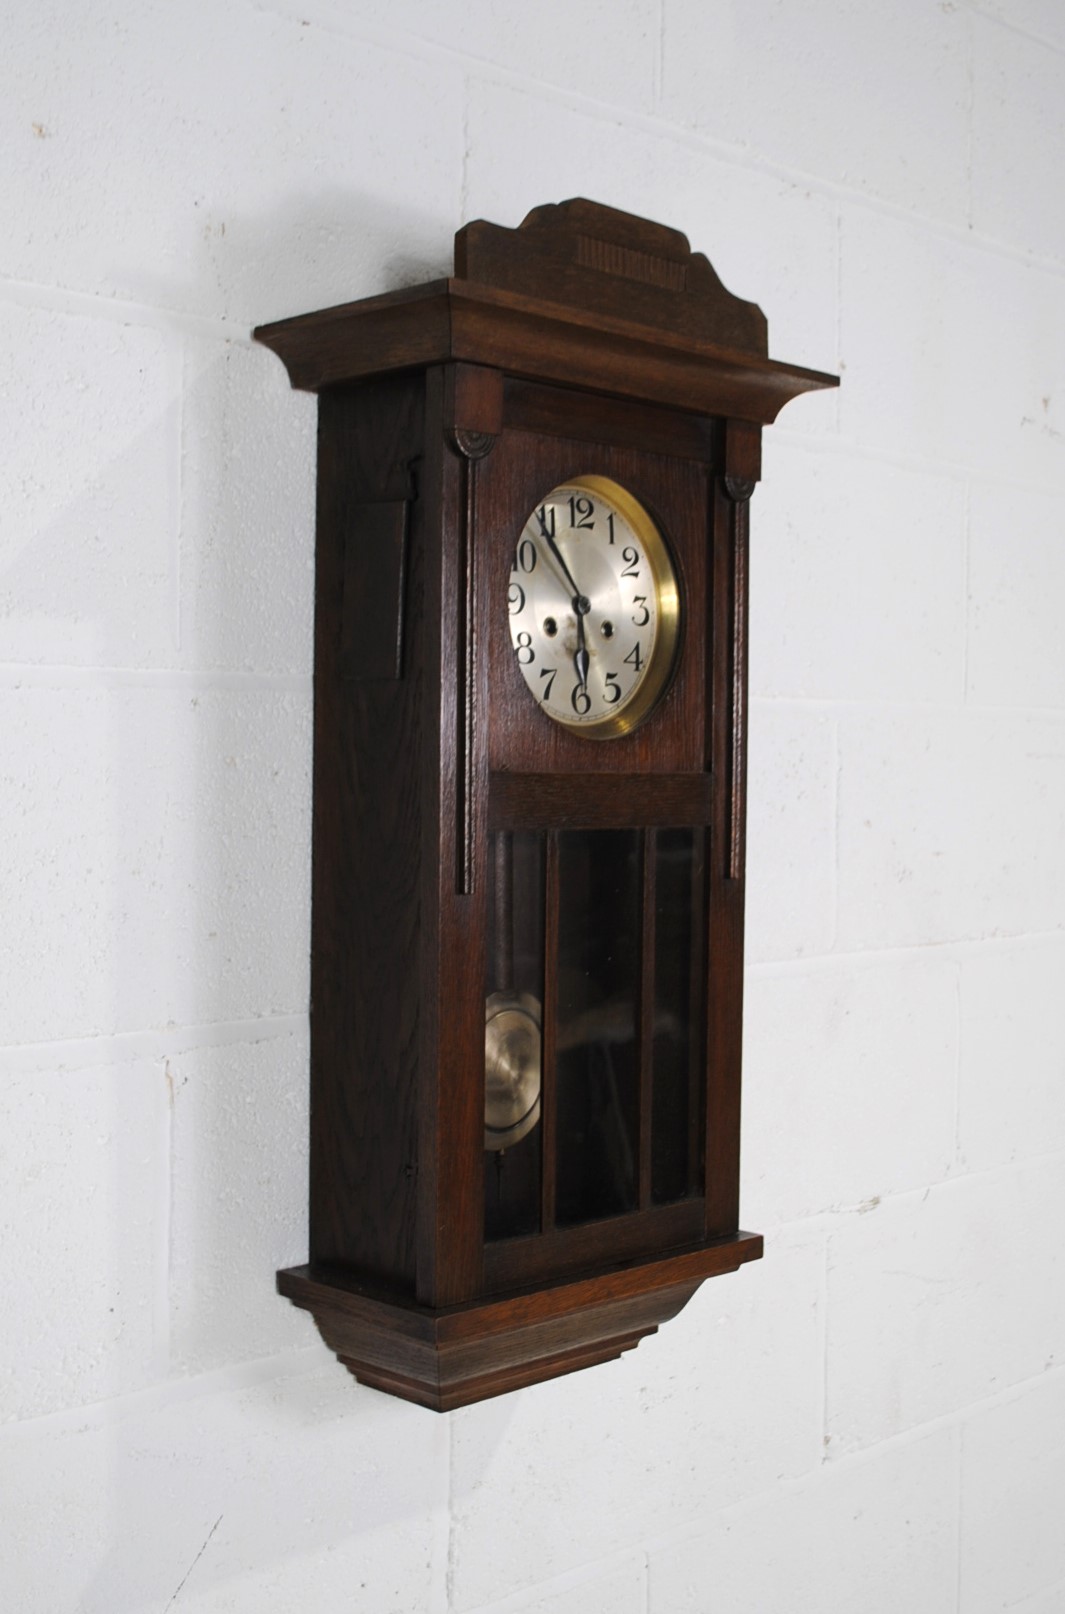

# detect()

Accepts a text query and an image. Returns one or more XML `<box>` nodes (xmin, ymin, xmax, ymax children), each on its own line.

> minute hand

<box><xmin>544</xmin><ymin>531</ymin><xmax>581</xmax><ymax>600</ymax></box>
<box><xmin>544</xmin><ymin>533</ymin><xmax>591</xmax><ymax>690</ymax></box>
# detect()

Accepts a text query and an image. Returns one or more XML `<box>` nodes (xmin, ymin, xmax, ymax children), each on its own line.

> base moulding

<box><xmin>278</xmin><ymin>1231</ymin><xmax>763</xmax><ymax>1411</ymax></box>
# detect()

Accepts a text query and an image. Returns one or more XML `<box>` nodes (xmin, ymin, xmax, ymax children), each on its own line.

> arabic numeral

<box><xmin>534</xmin><ymin>504</ymin><xmax>556</xmax><ymax>539</ymax></box>
<box><xmin>568</xmin><ymin>494</ymin><xmax>594</xmax><ymax>529</ymax></box>
<box><xmin>603</xmin><ymin>672</ymin><xmax>621</xmax><ymax>705</ymax></box>
<box><xmin>606</xmin><ymin>512</ymin><xmax>615</xmax><ymax>545</ymax></box>
<box><xmin>516</xmin><ymin>631</ymin><xmax>535</xmax><ymax>665</ymax></box>
<box><xmin>538</xmin><ymin>667</ymin><xmax>557</xmax><ymax>703</ymax></box>
<box><xmin>620</xmin><ymin>545</ymin><xmax>640</xmax><ymax>578</ymax></box>
<box><xmin>513</xmin><ymin>538</ymin><xmax>538</xmax><ymax>574</ymax></box>
<box><xmin>571</xmin><ymin>684</ymin><xmax>592</xmax><ymax>716</ymax></box>
<box><xmin>631</xmin><ymin>595</ymin><xmax>650</xmax><ymax>627</ymax></box>
<box><xmin>623</xmin><ymin>641</ymin><xmax>643</xmax><ymax>673</ymax></box>
<box><xmin>508</xmin><ymin>583</ymin><xmax>526</xmax><ymax>615</ymax></box>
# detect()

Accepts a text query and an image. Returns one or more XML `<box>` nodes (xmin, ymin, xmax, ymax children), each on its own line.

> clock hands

<box><xmin>543</xmin><ymin>529</ymin><xmax>592</xmax><ymax>691</ymax></box>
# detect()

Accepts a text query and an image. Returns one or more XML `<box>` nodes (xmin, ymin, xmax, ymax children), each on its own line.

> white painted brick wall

<box><xmin>2</xmin><ymin>2</ymin><xmax>1063</xmax><ymax>1610</ymax></box>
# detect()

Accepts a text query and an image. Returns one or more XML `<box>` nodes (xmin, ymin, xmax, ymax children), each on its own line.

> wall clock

<box><xmin>255</xmin><ymin>199</ymin><xmax>836</xmax><ymax>1411</ymax></box>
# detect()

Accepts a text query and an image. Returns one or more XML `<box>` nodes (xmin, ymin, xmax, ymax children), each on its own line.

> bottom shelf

<box><xmin>277</xmin><ymin>1231</ymin><xmax>763</xmax><ymax>1412</ymax></box>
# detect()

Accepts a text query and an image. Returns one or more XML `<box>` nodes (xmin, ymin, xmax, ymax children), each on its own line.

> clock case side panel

<box><xmin>305</xmin><ymin>373</ymin><xmax>432</xmax><ymax>1293</ymax></box>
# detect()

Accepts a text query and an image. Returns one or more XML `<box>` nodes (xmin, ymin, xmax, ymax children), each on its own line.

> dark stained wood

<box><xmin>256</xmin><ymin>275</ymin><xmax>835</xmax><ymax>423</ymax></box>
<box><xmin>457</xmin><ymin>199</ymin><xmax>769</xmax><ymax>355</ymax></box>
<box><xmin>255</xmin><ymin>200</ymin><xmax>838</xmax><ymax>426</ymax></box>
<box><xmin>725</xmin><ymin>416</ymin><xmax>762</xmax><ymax>485</ymax></box>
<box><xmin>278</xmin><ymin>1230</ymin><xmax>762</xmax><ymax>1411</ymax></box>
<box><xmin>705</xmin><ymin>470</ymin><xmax>750</xmax><ymax>1238</ymax></box>
<box><xmin>445</xmin><ymin>360</ymin><xmax>504</xmax><ymax>442</ymax></box>
<box><xmin>688</xmin><ymin>829</ymin><xmax>708</xmax><ymax>1197</ymax></box>
<box><xmin>638</xmin><ymin>829</ymin><xmax>657</xmax><ymax>1209</ymax></box>
<box><xmin>484</xmin><ymin>1198</ymin><xmax>705</xmax><ymax>1293</ymax></box>
<box><xmin>341</xmin><ymin>501</ymin><xmax>408</xmax><ymax>681</ymax></box>
<box><xmin>540</xmin><ymin>831</ymin><xmax>560</xmax><ymax>1235</ymax></box>
<box><xmin>451</xmin><ymin>437</ymin><xmax>480</xmax><ymax>894</ymax></box>
<box><xmin>725</xmin><ymin>484</ymin><xmax>752</xmax><ymax>880</ymax></box>
<box><xmin>256</xmin><ymin>279</ymin><xmax>452</xmax><ymax>392</ymax></box>
<box><xmin>488</xmin><ymin>772</ymin><xmax>714</xmax><ymax>831</ymax></box>
<box><xmin>256</xmin><ymin>199</ymin><xmax>835</xmax><ymax>1410</ymax></box>
<box><xmin>416</xmin><ymin>367</ymin><xmax>485</xmax><ymax>1307</ymax></box>
<box><xmin>504</xmin><ymin>377</ymin><xmax>721</xmax><ymax>463</ymax></box>
<box><xmin>308</xmin><ymin>376</ymin><xmax>424</xmax><ymax>1287</ymax></box>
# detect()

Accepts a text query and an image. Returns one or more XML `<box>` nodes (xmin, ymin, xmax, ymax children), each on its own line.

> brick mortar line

<box><xmin>769</xmin><ymin>426</ymin><xmax>1065</xmax><ymax>503</ymax></box>
<box><xmin>0</xmin><ymin>1344</ymin><xmax>323</xmax><ymax>1446</ymax></box>
<box><xmin>965</xmin><ymin>0</ymin><xmax>1065</xmax><ymax>60</ymax></box>
<box><xmin>753</xmin><ymin>1142</ymin><xmax>1065</xmax><ymax>1242</ymax></box>
<box><xmin>748</xmin><ymin>692</ymin><xmax>1065</xmax><ymax>717</ymax></box>
<box><xmin>0</xmin><ymin>1013</ymin><xmax>308</xmax><ymax>1073</ymax></box>
<box><xmin>0</xmin><ymin>666</ymin><xmax>311</xmax><ymax>689</ymax></box>
<box><xmin>624</xmin><ymin>1355</ymin><xmax>1065</xmax><ymax>1557</ymax></box>
<box><xmin>245</xmin><ymin>0</ymin><xmax>1065</xmax><ymax>283</ymax></box>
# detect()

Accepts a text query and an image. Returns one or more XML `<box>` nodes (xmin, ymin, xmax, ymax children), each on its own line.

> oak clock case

<box><xmin>255</xmin><ymin>198</ymin><xmax>836</xmax><ymax>1412</ymax></box>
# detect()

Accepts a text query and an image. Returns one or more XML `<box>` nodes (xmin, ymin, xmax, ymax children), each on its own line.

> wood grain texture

<box><xmin>725</xmin><ymin>481</ymin><xmax>752</xmax><ymax>880</ymax></box>
<box><xmin>279</xmin><ymin>1231</ymin><xmax>762</xmax><ymax>1411</ymax></box>
<box><xmin>254</xmin><ymin>278</ymin><xmax>837</xmax><ymax>422</ymax></box>
<box><xmin>541</xmin><ymin>830</ymin><xmax>560</xmax><ymax>1235</ymax></box>
<box><xmin>504</xmin><ymin>377</ymin><xmax>721</xmax><ymax>463</ymax></box>
<box><xmin>484</xmin><ymin>1198</ymin><xmax>705</xmax><ymax>1293</ymax></box>
<box><xmin>638</xmin><ymin>829</ymin><xmax>657</xmax><ymax>1208</ymax></box>
<box><xmin>255</xmin><ymin>200</ymin><xmax>836</xmax><ymax>1409</ymax></box>
<box><xmin>704</xmin><ymin>468</ymin><xmax>750</xmax><ymax>1238</ymax></box>
<box><xmin>341</xmin><ymin>500</ymin><xmax>408</xmax><ymax>681</ymax></box>
<box><xmin>309</xmin><ymin>377</ymin><xmax>425</xmax><ymax>1285</ymax></box>
<box><xmin>457</xmin><ymin>198</ymin><xmax>769</xmax><ymax>354</ymax></box>
<box><xmin>415</xmin><ymin>368</ymin><xmax>486</xmax><ymax>1307</ymax></box>
<box><xmin>488</xmin><ymin>772</ymin><xmax>714</xmax><ymax>830</ymax></box>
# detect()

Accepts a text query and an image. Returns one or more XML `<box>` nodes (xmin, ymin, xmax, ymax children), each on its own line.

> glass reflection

<box><xmin>484</xmin><ymin>831</ymin><xmax>544</xmax><ymax>1241</ymax></box>
<box><xmin>652</xmin><ymin>827</ymin><xmax>704</xmax><ymax>1204</ymax></box>
<box><xmin>556</xmin><ymin>830</ymin><xmax>641</xmax><ymax>1225</ymax></box>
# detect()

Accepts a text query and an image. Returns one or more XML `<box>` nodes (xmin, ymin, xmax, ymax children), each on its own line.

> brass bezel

<box><xmin>514</xmin><ymin>474</ymin><xmax>681</xmax><ymax>741</ymax></box>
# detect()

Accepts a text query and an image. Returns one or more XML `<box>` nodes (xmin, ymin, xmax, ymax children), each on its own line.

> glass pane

<box><xmin>652</xmin><ymin>827</ymin><xmax>705</xmax><ymax>1204</ymax></box>
<box><xmin>556</xmin><ymin>829</ymin><xmax>641</xmax><ymax>1226</ymax></box>
<box><xmin>484</xmin><ymin>831</ymin><xmax>543</xmax><ymax>1241</ymax></box>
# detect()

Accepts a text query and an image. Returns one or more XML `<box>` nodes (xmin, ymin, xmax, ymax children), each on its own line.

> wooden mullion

<box><xmin>705</xmin><ymin>448</ymin><xmax>755</xmax><ymax>1237</ymax></box>
<box><xmin>688</xmin><ymin>826</ymin><xmax>708</xmax><ymax>1197</ymax></box>
<box><xmin>540</xmin><ymin>830</ymin><xmax>560</xmax><ymax>1234</ymax></box>
<box><xmin>638</xmin><ymin>828</ymin><xmax>657</xmax><ymax>1210</ymax></box>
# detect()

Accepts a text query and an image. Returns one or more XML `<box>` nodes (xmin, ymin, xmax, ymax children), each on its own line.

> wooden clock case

<box><xmin>255</xmin><ymin>200</ymin><xmax>836</xmax><ymax>1411</ymax></box>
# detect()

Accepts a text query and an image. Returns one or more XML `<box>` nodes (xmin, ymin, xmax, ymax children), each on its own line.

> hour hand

<box><xmin>543</xmin><ymin>534</ymin><xmax>591</xmax><ymax>689</ymax></box>
<box><xmin>574</xmin><ymin>636</ymin><xmax>589</xmax><ymax>691</ymax></box>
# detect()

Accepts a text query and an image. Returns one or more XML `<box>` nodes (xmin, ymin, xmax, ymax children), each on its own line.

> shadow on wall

<box><xmin>67</xmin><ymin>196</ymin><xmax>466</xmax><ymax>1610</ymax></box>
<box><xmin>123</xmin><ymin>187</ymin><xmax>458</xmax><ymax>330</ymax></box>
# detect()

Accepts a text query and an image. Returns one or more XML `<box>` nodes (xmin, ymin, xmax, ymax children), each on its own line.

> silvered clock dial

<box><xmin>507</xmin><ymin>475</ymin><xmax>680</xmax><ymax>738</ymax></box>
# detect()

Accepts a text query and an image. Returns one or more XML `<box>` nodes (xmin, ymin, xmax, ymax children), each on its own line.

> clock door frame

<box><xmin>462</xmin><ymin>384</ymin><xmax>741</xmax><ymax>1298</ymax></box>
